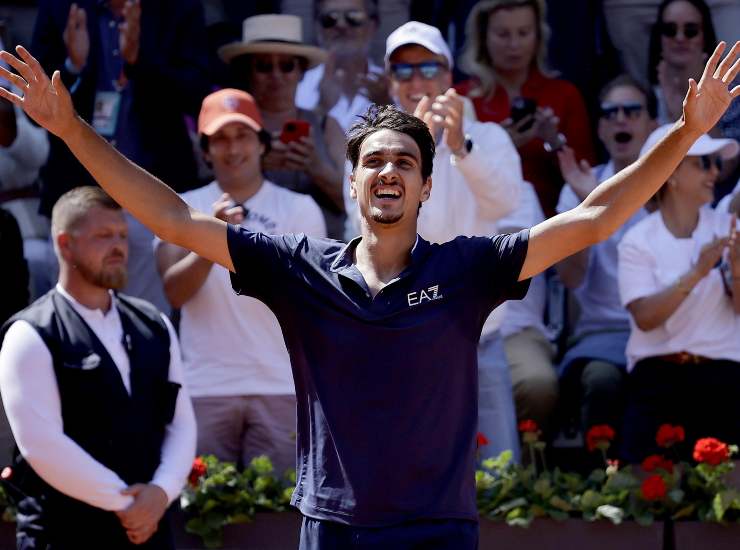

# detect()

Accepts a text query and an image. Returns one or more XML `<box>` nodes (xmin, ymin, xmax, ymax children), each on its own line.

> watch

<box><xmin>452</xmin><ymin>135</ymin><xmax>474</xmax><ymax>159</ymax></box>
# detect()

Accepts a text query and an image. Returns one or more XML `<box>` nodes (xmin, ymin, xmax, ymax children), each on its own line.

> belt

<box><xmin>655</xmin><ymin>352</ymin><xmax>713</xmax><ymax>365</ymax></box>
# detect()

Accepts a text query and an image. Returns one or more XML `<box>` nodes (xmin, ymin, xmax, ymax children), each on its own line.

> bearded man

<box><xmin>0</xmin><ymin>186</ymin><xmax>196</xmax><ymax>548</ymax></box>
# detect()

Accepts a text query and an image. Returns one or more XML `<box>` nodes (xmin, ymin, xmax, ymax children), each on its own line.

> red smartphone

<box><xmin>280</xmin><ymin>120</ymin><xmax>310</xmax><ymax>144</ymax></box>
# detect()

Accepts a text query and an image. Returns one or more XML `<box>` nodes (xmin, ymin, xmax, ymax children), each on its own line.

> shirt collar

<box><xmin>56</xmin><ymin>283</ymin><xmax>118</xmax><ymax>321</ymax></box>
<box><xmin>329</xmin><ymin>234</ymin><xmax>431</xmax><ymax>274</ymax></box>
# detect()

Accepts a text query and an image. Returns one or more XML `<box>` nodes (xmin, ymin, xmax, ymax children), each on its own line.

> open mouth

<box><xmin>614</xmin><ymin>132</ymin><xmax>633</xmax><ymax>144</ymax></box>
<box><xmin>374</xmin><ymin>187</ymin><xmax>402</xmax><ymax>200</ymax></box>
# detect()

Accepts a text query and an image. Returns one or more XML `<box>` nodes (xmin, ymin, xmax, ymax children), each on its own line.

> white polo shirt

<box><xmin>166</xmin><ymin>180</ymin><xmax>326</xmax><ymax>397</ymax></box>
<box><xmin>618</xmin><ymin>206</ymin><xmax>740</xmax><ymax>370</ymax></box>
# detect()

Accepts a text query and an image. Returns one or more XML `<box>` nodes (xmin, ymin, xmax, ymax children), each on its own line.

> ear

<box><xmin>56</xmin><ymin>232</ymin><xmax>73</xmax><ymax>262</ymax></box>
<box><xmin>420</xmin><ymin>175</ymin><xmax>432</xmax><ymax>202</ymax></box>
<box><xmin>349</xmin><ymin>172</ymin><xmax>358</xmax><ymax>199</ymax></box>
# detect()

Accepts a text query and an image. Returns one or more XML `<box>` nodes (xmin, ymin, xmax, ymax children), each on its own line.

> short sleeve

<box><xmin>618</xmin><ymin>233</ymin><xmax>658</xmax><ymax>307</ymax></box>
<box><xmin>469</xmin><ymin>229</ymin><xmax>531</xmax><ymax>306</ymax></box>
<box><xmin>226</xmin><ymin>225</ymin><xmax>295</xmax><ymax>301</ymax></box>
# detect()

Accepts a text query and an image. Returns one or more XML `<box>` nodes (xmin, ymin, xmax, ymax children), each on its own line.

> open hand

<box><xmin>694</xmin><ymin>236</ymin><xmax>729</xmax><ymax>279</ymax></box>
<box><xmin>682</xmin><ymin>41</ymin><xmax>740</xmax><ymax>135</ymax></box>
<box><xmin>414</xmin><ymin>88</ymin><xmax>464</xmax><ymax>152</ymax></box>
<box><xmin>0</xmin><ymin>46</ymin><xmax>77</xmax><ymax>139</ymax></box>
<box><xmin>115</xmin><ymin>483</ymin><xmax>168</xmax><ymax>545</ymax></box>
<box><xmin>556</xmin><ymin>146</ymin><xmax>596</xmax><ymax>201</ymax></box>
<box><xmin>63</xmin><ymin>3</ymin><xmax>89</xmax><ymax>72</ymax></box>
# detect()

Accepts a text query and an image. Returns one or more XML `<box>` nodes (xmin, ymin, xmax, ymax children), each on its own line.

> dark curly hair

<box><xmin>346</xmin><ymin>104</ymin><xmax>435</xmax><ymax>180</ymax></box>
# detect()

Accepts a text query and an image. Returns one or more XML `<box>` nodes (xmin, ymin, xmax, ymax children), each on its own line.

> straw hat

<box><xmin>218</xmin><ymin>14</ymin><xmax>327</xmax><ymax>68</ymax></box>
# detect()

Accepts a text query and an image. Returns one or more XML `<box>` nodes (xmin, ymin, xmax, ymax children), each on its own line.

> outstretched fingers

<box><xmin>15</xmin><ymin>45</ymin><xmax>47</xmax><ymax>85</ymax></box>
<box><xmin>700</xmin><ymin>41</ymin><xmax>726</xmax><ymax>84</ymax></box>
<box><xmin>0</xmin><ymin>86</ymin><xmax>23</xmax><ymax>107</ymax></box>
<box><xmin>715</xmin><ymin>41</ymin><xmax>740</xmax><ymax>80</ymax></box>
<box><xmin>0</xmin><ymin>50</ymin><xmax>34</xmax><ymax>85</ymax></box>
<box><xmin>0</xmin><ymin>64</ymin><xmax>26</xmax><ymax>89</ymax></box>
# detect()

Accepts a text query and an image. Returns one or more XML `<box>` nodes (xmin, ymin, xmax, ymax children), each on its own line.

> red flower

<box><xmin>518</xmin><ymin>419</ymin><xmax>539</xmax><ymax>433</ymax></box>
<box><xmin>641</xmin><ymin>454</ymin><xmax>674</xmax><ymax>473</ymax></box>
<box><xmin>693</xmin><ymin>438</ymin><xmax>730</xmax><ymax>466</ymax></box>
<box><xmin>641</xmin><ymin>474</ymin><xmax>667</xmax><ymax>501</ymax></box>
<box><xmin>476</xmin><ymin>432</ymin><xmax>489</xmax><ymax>448</ymax></box>
<box><xmin>586</xmin><ymin>424</ymin><xmax>615</xmax><ymax>452</ymax></box>
<box><xmin>188</xmin><ymin>456</ymin><xmax>207</xmax><ymax>487</ymax></box>
<box><xmin>656</xmin><ymin>424</ymin><xmax>685</xmax><ymax>448</ymax></box>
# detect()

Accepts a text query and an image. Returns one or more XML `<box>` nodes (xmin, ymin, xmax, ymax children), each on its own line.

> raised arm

<box><xmin>0</xmin><ymin>46</ymin><xmax>234</xmax><ymax>272</ymax></box>
<box><xmin>519</xmin><ymin>41</ymin><xmax>740</xmax><ymax>281</ymax></box>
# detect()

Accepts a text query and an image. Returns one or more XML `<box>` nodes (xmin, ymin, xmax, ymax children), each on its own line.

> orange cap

<box><xmin>198</xmin><ymin>88</ymin><xmax>263</xmax><ymax>136</ymax></box>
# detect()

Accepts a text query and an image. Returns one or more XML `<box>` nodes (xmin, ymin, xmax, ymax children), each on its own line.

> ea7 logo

<box><xmin>407</xmin><ymin>285</ymin><xmax>443</xmax><ymax>306</ymax></box>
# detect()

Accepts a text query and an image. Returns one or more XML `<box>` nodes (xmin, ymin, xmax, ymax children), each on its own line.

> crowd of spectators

<box><xmin>1</xmin><ymin>0</ymin><xmax>739</xmax><ymax>477</ymax></box>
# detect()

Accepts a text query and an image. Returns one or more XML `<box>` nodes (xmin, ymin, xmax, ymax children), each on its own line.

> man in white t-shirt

<box><xmin>296</xmin><ymin>0</ymin><xmax>390</xmax><ymax>132</ymax></box>
<box><xmin>155</xmin><ymin>89</ymin><xmax>326</xmax><ymax>475</ymax></box>
<box><xmin>555</xmin><ymin>75</ymin><xmax>657</xmax><ymax>445</ymax></box>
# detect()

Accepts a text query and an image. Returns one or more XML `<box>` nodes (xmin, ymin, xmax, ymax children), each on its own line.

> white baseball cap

<box><xmin>384</xmin><ymin>21</ymin><xmax>453</xmax><ymax>69</ymax></box>
<box><xmin>640</xmin><ymin>124</ymin><xmax>739</xmax><ymax>159</ymax></box>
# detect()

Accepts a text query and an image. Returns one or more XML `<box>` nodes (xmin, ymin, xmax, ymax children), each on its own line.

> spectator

<box><xmin>0</xmin><ymin>186</ymin><xmax>196</xmax><ymax>548</ymax></box>
<box><xmin>296</xmin><ymin>0</ymin><xmax>391</xmax><ymax>132</ymax></box>
<box><xmin>156</xmin><ymin>89</ymin><xmax>325</xmax><ymax>475</ymax></box>
<box><xmin>497</xmin><ymin>182</ymin><xmax>557</xmax><ymax>433</ymax></box>
<box><xmin>647</xmin><ymin>0</ymin><xmax>718</xmax><ymax>124</ymax></box>
<box><xmin>0</xmin><ymin>207</ymin><xmax>28</xmax><ymax>326</ymax></box>
<box><xmin>30</xmin><ymin>0</ymin><xmax>211</xmax><ymax>312</ymax></box>
<box><xmin>456</xmin><ymin>0</ymin><xmax>596</xmax><ymax>217</ymax></box>
<box><xmin>556</xmin><ymin>75</ymin><xmax>657</xmax><ymax>444</ymax></box>
<box><xmin>349</xmin><ymin>21</ymin><xmax>524</xmax><ymax>460</ymax></box>
<box><xmin>0</xmin><ymin>92</ymin><xmax>53</xmax><ymax>299</ymax></box>
<box><xmin>220</xmin><ymin>14</ymin><xmax>346</xmax><ymax>239</ymax></box>
<box><xmin>618</xmin><ymin>125</ymin><xmax>740</xmax><ymax>462</ymax></box>
<box><xmin>603</xmin><ymin>0</ymin><xmax>740</xmax><ymax>89</ymax></box>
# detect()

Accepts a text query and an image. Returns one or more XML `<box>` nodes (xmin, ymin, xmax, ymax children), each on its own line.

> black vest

<box><xmin>1</xmin><ymin>289</ymin><xmax>179</xmax><ymax>549</ymax></box>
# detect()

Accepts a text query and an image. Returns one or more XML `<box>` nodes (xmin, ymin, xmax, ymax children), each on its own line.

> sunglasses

<box><xmin>390</xmin><ymin>61</ymin><xmax>446</xmax><ymax>82</ymax></box>
<box><xmin>660</xmin><ymin>22</ymin><xmax>701</xmax><ymax>39</ymax></box>
<box><xmin>698</xmin><ymin>154</ymin><xmax>723</xmax><ymax>172</ymax></box>
<box><xmin>599</xmin><ymin>101</ymin><xmax>645</xmax><ymax>120</ymax></box>
<box><xmin>253</xmin><ymin>58</ymin><xmax>299</xmax><ymax>74</ymax></box>
<box><xmin>319</xmin><ymin>9</ymin><xmax>368</xmax><ymax>29</ymax></box>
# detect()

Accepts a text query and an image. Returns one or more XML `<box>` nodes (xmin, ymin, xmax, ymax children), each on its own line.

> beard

<box><xmin>370</xmin><ymin>209</ymin><xmax>403</xmax><ymax>225</ymax></box>
<box><xmin>75</xmin><ymin>258</ymin><xmax>128</xmax><ymax>290</ymax></box>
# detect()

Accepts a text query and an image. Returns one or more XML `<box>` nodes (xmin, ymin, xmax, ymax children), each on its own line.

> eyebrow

<box><xmin>361</xmin><ymin>148</ymin><xmax>419</xmax><ymax>162</ymax></box>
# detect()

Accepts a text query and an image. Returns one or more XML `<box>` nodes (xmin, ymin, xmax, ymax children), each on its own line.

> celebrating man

<box><xmin>0</xmin><ymin>41</ymin><xmax>737</xmax><ymax>548</ymax></box>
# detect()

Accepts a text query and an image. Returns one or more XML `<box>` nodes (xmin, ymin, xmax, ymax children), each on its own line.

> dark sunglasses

<box><xmin>660</xmin><ymin>22</ymin><xmax>701</xmax><ymax>39</ymax></box>
<box><xmin>319</xmin><ymin>9</ymin><xmax>368</xmax><ymax>29</ymax></box>
<box><xmin>390</xmin><ymin>61</ymin><xmax>446</xmax><ymax>82</ymax></box>
<box><xmin>599</xmin><ymin>101</ymin><xmax>645</xmax><ymax>120</ymax></box>
<box><xmin>698</xmin><ymin>154</ymin><xmax>723</xmax><ymax>172</ymax></box>
<box><xmin>253</xmin><ymin>58</ymin><xmax>298</xmax><ymax>74</ymax></box>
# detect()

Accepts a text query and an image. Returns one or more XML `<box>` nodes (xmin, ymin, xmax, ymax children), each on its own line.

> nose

<box><xmin>378</xmin><ymin>161</ymin><xmax>398</xmax><ymax>181</ymax></box>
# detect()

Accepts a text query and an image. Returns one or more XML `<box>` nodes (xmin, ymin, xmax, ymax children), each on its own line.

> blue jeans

<box><xmin>298</xmin><ymin>517</ymin><xmax>479</xmax><ymax>549</ymax></box>
<box><xmin>477</xmin><ymin>332</ymin><xmax>520</xmax><ymax>463</ymax></box>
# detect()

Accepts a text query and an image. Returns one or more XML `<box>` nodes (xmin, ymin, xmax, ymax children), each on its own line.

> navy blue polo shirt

<box><xmin>227</xmin><ymin>225</ymin><xmax>530</xmax><ymax>527</ymax></box>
